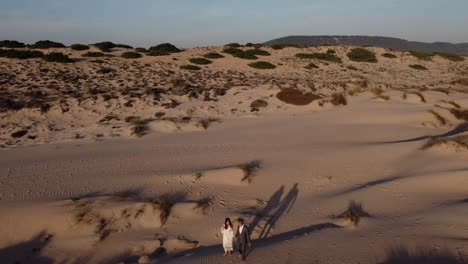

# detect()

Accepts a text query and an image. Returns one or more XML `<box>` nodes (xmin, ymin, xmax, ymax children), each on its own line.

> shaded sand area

<box><xmin>1</xmin><ymin>44</ymin><xmax>468</xmax><ymax>263</ymax></box>
<box><xmin>1</xmin><ymin>96</ymin><xmax>468</xmax><ymax>263</ymax></box>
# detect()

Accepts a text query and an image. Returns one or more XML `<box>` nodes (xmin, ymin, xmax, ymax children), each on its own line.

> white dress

<box><xmin>221</xmin><ymin>226</ymin><xmax>234</xmax><ymax>251</ymax></box>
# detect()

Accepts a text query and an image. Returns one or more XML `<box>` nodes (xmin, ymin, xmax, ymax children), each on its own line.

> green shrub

<box><xmin>225</xmin><ymin>43</ymin><xmax>242</xmax><ymax>48</ymax></box>
<box><xmin>180</xmin><ymin>65</ymin><xmax>201</xmax><ymax>71</ymax></box>
<box><xmin>295</xmin><ymin>52</ymin><xmax>342</xmax><ymax>63</ymax></box>
<box><xmin>121</xmin><ymin>51</ymin><xmax>143</xmax><ymax>59</ymax></box>
<box><xmin>347</xmin><ymin>48</ymin><xmax>378</xmax><ymax>63</ymax></box>
<box><xmin>382</xmin><ymin>53</ymin><xmax>397</xmax><ymax>58</ymax></box>
<box><xmin>0</xmin><ymin>49</ymin><xmax>44</xmax><ymax>59</ymax></box>
<box><xmin>82</xmin><ymin>51</ymin><xmax>107</xmax><ymax>57</ymax></box>
<box><xmin>409</xmin><ymin>51</ymin><xmax>433</xmax><ymax>61</ymax></box>
<box><xmin>248</xmin><ymin>61</ymin><xmax>276</xmax><ymax>69</ymax></box>
<box><xmin>434</xmin><ymin>52</ymin><xmax>464</xmax><ymax>62</ymax></box>
<box><xmin>148</xmin><ymin>43</ymin><xmax>180</xmax><ymax>53</ymax></box>
<box><xmin>409</xmin><ymin>64</ymin><xmax>428</xmax><ymax>70</ymax></box>
<box><xmin>0</xmin><ymin>40</ymin><xmax>26</xmax><ymax>48</ymax></box>
<box><xmin>247</xmin><ymin>49</ymin><xmax>270</xmax><ymax>56</ymax></box>
<box><xmin>29</xmin><ymin>40</ymin><xmax>66</xmax><ymax>49</ymax></box>
<box><xmin>70</xmin><ymin>44</ymin><xmax>89</xmax><ymax>51</ymax></box>
<box><xmin>43</xmin><ymin>52</ymin><xmax>74</xmax><ymax>63</ymax></box>
<box><xmin>135</xmin><ymin>47</ymin><xmax>147</xmax><ymax>53</ymax></box>
<box><xmin>189</xmin><ymin>57</ymin><xmax>212</xmax><ymax>65</ymax></box>
<box><xmin>204</xmin><ymin>52</ymin><xmax>224</xmax><ymax>59</ymax></box>
<box><xmin>223</xmin><ymin>48</ymin><xmax>257</xmax><ymax>60</ymax></box>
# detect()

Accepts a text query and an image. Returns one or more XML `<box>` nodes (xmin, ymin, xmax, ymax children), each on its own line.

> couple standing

<box><xmin>221</xmin><ymin>218</ymin><xmax>252</xmax><ymax>261</ymax></box>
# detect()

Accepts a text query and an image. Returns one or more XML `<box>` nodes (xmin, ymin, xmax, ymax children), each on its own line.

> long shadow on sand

<box><xmin>0</xmin><ymin>231</ymin><xmax>54</xmax><ymax>264</ymax></box>
<box><xmin>380</xmin><ymin>123</ymin><xmax>468</xmax><ymax>144</ymax></box>
<box><xmin>165</xmin><ymin>222</ymin><xmax>341</xmax><ymax>263</ymax></box>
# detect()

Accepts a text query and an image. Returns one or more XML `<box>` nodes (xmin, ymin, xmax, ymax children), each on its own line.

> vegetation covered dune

<box><xmin>0</xmin><ymin>40</ymin><xmax>468</xmax><ymax>263</ymax></box>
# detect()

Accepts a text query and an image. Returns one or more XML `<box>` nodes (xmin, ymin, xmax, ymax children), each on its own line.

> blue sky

<box><xmin>1</xmin><ymin>0</ymin><xmax>467</xmax><ymax>48</ymax></box>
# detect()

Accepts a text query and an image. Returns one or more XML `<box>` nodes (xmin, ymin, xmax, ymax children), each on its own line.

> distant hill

<box><xmin>264</xmin><ymin>36</ymin><xmax>468</xmax><ymax>55</ymax></box>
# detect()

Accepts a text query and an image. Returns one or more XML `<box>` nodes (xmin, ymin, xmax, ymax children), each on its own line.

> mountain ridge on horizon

<box><xmin>264</xmin><ymin>35</ymin><xmax>468</xmax><ymax>55</ymax></box>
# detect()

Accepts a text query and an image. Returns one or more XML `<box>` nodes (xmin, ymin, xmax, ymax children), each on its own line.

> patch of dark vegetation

<box><xmin>11</xmin><ymin>130</ymin><xmax>28</xmax><ymax>138</ymax></box>
<box><xmin>450</xmin><ymin>108</ymin><xmax>468</xmax><ymax>121</ymax></box>
<box><xmin>148</xmin><ymin>43</ymin><xmax>181</xmax><ymax>54</ymax></box>
<box><xmin>0</xmin><ymin>40</ymin><xmax>26</xmax><ymax>48</ymax></box>
<box><xmin>43</xmin><ymin>52</ymin><xmax>74</xmax><ymax>63</ymax></box>
<box><xmin>409</xmin><ymin>50</ymin><xmax>433</xmax><ymax>61</ymax></box>
<box><xmin>409</xmin><ymin>64</ymin><xmax>428</xmax><ymax>70</ymax></box>
<box><xmin>305</xmin><ymin>62</ymin><xmax>319</xmax><ymax>69</ymax></box>
<box><xmin>93</xmin><ymin>42</ymin><xmax>132</xmax><ymax>52</ymax></box>
<box><xmin>189</xmin><ymin>57</ymin><xmax>212</xmax><ymax>65</ymax></box>
<box><xmin>82</xmin><ymin>51</ymin><xmax>107</xmax><ymax>57</ymax></box>
<box><xmin>153</xmin><ymin>194</ymin><xmax>176</xmax><ymax>225</ymax></box>
<box><xmin>295</xmin><ymin>52</ymin><xmax>342</xmax><ymax>63</ymax></box>
<box><xmin>225</xmin><ymin>43</ymin><xmax>242</xmax><ymax>48</ymax></box>
<box><xmin>327</xmin><ymin>49</ymin><xmax>336</xmax><ymax>54</ymax></box>
<box><xmin>121</xmin><ymin>51</ymin><xmax>143</xmax><ymax>59</ymax></box>
<box><xmin>203</xmin><ymin>52</ymin><xmax>224</xmax><ymax>59</ymax></box>
<box><xmin>239</xmin><ymin>161</ymin><xmax>261</xmax><ymax>183</ymax></box>
<box><xmin>29</xmin><ymin>40</ymin><xmax>66</xmax><ymax>49</ymax></box>
<box><xmin>434</xmin><ymin>52</ymin><xmax>464</xmax><ymax>62</ymax></box>
<box><xmin>250</xmin><ymin>99</ymin><xmax>268</xmax><ymax>108</ymax></box>
<box><xmin>125</xmin><ymin>116</ymin><xmax>151</xmax><ymax>137</ymax></box>
<box><xmin>276</xmin><ymin>88</ymin><xmax>322</xmax><ymax>106</ymax></box>
<box><xmin>334</xmin><ymin>200</ymin><xmax>370</xmax><ymax>226</ymax></box>
<box><xmin>382</xmin><ymin>53</ymin><xmax>397</xmax><ymax>58</ymax></box>
<box><xmin>247</xmin><ymin>48</ymin><xmax>271</xmax><ymax>56</ymax></box>
<box><xmin>223</xmin><ymin>47</ymin><xmax>258</xmax><ymax>60</ymax></box>
<box><xmin>180</xmin><ymin>65</ymin><xmax>201</xmax><ymax>71</ymax></box>
<box><xmin>381</xmin><ymin>245</ymin><xmax>468</xmax><ymax>264</ymax></box>
<box><xmin>135</xmin><ymin>47</ymin><xmax>148</xmax><ymax>53</ymax></box>
<box><xmin>70</xmin><ymin>44</ymin><xmax>90</xmax><ymax>51</ymax></box>
<box><xmin>330</xmin><ymin>92</ymin><xmax>348</xmax><ymax>106</ymax></box>
<box><xmin>248</xmin><ymin>61</ymin><xmax>276</xmax><ymax>69</ymax></box>
<box><xmin>0</xmin><ymin>49</ymin><xmax>44</xmax><ymax>59</ymax></box>
<box><xmin>347</xmin><ymin>48</ymin><xmax>378</xmax><ymax>63</ymax></box>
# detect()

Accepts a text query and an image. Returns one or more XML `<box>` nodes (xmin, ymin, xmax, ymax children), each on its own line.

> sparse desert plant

<box><xmin>335</xmin><ymin>200</ymin><xmax>370</xmax><ymax>226</ymax></box>
<box><xmin>382</xmin><ymin>53</ymin><xmax>397</xmax><ymax>58</ymax></box>
<box><xmin>296</xmin><ymin>52</ymin><xmax>342</xmax><ymax>63</ymax></box>
<box><xmin>305</xmin><ymin>62</ymin><xmax>319</xmax><ymax>69</ymax></box>
<box><xmin>189</xmin><ymin>57</ymin><xmax>212</xmax><ymax>65</ymax></box>
<box><xmin>82</xmin><ymin>51</ymin><xmax>107</xmax><ymax>57</ymax></box>
<box><xmin>450</xmin><ymin>108</ymin><xmax>468</xmax><ymax>121</ymax></box>
<box><xmin>0</xmin><ymin>49</ymin><xmax>44</xmax><ymax>59</ymax></box>
<box><xmin>180</xmin><ymin>65</ymin><xmax>201</xmax><ymax>71</ymax></box>
<box><xmin>248</xmin><ymin>61</ymin><xmax>276</xmax><ymax>69</ymax></box>
<box><xmin>434</xmin><ymin>52</ymin><xmax>464</xmax><ymax>62</ymax></box>
<box><xmin>154</xmin><ymin>112</ymin><xmax>166</xmax><ymax>118</ymax></box>
<box><xmin>330</xmin><ymin>92</ymin><xmax>348</xmax><ymax>106</ymax></box>
<box><xmin>0</xmin><ymin>40</ymin><xmax>26</xmax><ymax>48</ymax></box>
<box><xmin>121</xmin><ymin>51</ymin><xmax>143</xmax><ymax>59</ymax></box>
<box><xmin>347</xmin><ymin>48</ymin><xmax>378</xmax><ymax>63</ymax></box>
<box><xmin>381</xmin><ymin>245</ymin><xmax>468</xmax><ymax>264</ymax></box>
<box><xmin>148</xmin><ymin>43</ymin><xmax>181</xmax><ymax>53</ymax></box>
<box><xmin>239</xmin><ymin>161</ymin><xmax>261</xmax><ymax>183</ymax></box>
<box><xmin>428</xmin><ymin>110</ymin><xmax>448</xmax><ymax>126</ymax></box>
<box><xmin>409</xmin><ymin>64</ymin><xmax>428</xmax><ymax>70</ymax></box>
<box><xmin>194</xmin><ymin>172</ymin><xmax>203</xmax><ymax>181</ymax></box>
<box><xmin>43</xmin><ymin>52</ymin><xmax>74</xmax><ymax>63</ymax></box>
<box><xmin>198</xmin><ymin>118</ymin><xmax>220</xmax><ymax>129</ymax></box>
<box><xmin>250</xmin><ymin>99</ymin><xmax>268</xmax><ymax>108</ymax></box>
<box><xmin>154</xmin><ymin>195</ymin><xmax>175</xmax><ymax>225</ymax></box>
<box><xmin>204</xmin><ymin>52</ymin><xmax>224</xmax><ymax>59</ymax></box>
<box><xmin>125</xmin><ymin>116</ymin><xmax>151</xmax><ymax>137</ymax></box>
<box><xmin>70</xmin><ymin>44</ymin><xmax>90</xmax><ymax>51</ymax></box>
<box><xmin>195</xmin><ymin>197</ymin><xmax>212</xmax><ymax>214</ymax></box>
<box><xmin>421</xmin><ymin>135</ymin><xmax>468</xmax><ymax>151</ymax></box>
<box><xmin>29</xmin><ymin>40</ymin><xmax>66</xmax><ymax>49</ymax></box>
<box><xmin>409</xmin><ymin>50</ymin><xmax>433</xmax><ymax>61</ymax></box>
<box><xmin>276</xmin><ymin>88</ymin><xmax>322</xmax><ymax>106</ymax></box>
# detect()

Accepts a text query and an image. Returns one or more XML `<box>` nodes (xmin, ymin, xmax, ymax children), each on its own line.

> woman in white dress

<box><xmin>221</xmin><ymin>218</ymin><xmax>234</xmax><ymax>256</ymax></box>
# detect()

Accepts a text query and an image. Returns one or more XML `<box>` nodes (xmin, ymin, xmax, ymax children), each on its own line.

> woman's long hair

<box><xmin>224</xmin><ymin>218</ymin><xmax>233</xmax><ymax>229</ymax></box>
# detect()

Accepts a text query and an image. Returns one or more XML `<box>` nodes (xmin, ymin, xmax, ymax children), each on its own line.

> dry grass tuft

<box><xmin>195</xmin><ymin>197</ymin><xmax>213</xmax><ymax>214</ymax></box>
<box><xmin>239</xmin><ymin>161</ymin><xmax>261</xmax><ymax>183</ymax></box>
<box><xmin>336</xmin><ymin>200</ymin><xmax>370</xmax><ymax>226</ymax></box>
<box><xmin>153</xmin><ymin>195</ymin><xmax>175</xmax><ymax>226</ymax></box>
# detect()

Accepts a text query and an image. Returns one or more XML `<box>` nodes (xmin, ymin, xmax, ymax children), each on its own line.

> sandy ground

<box><xmin>0</xmin><ymin>45</ymin><xmax>468</xmax><ymax>263</ymax></box>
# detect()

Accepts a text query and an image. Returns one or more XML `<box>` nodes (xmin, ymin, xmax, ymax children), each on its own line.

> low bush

<box><xmin>43</xmin><ymin>52</ymin><xmax>74</xmax><ymax>63</ymax></box>
<box><xmin>409</xmin><ymin>64</ymin><xmax>428</xmax><ymax>70</ymax></box>
<box><xmin>0</xmin><ymin>40</ymin><xmax>26</xmax><ymax>48</ymax></box>
<box><xmin>180</xmin><ymin>65</ymin><xmax>201</xmax><ymax>71</ymax></box>
<box><xmin>0</xmin><ymin>49</ymin><xmax>44</xmax><ymax>59</ymax></box>
<box><xmin>434</xmin><ymin>52</ymin><xmax>464</xmax><ymax>62</ymax></box>
<box><xmin>250</xmin><ymin>99</ymin><xmax>268</xmax><ymax>108</ymax></box>
<box><xmin>409</xmin><ymin>50</ymin><xmax>433</xmax><ymax>61</ymax></box>
<box><xmin>70</xmin><ymin>44</ymin><xmax>90</xmax><ymax>51</ymax></box>
<box><xmin>148</xmin><ymin>43</ymin><xmax>180</xmax><ymax>53</ymax></box>
<box><xmin>239</xmin><ymin>161</ymin><xmax>261</xmax><ymax>183</ymax></box>
<box><xmin>223</xmin><ymin>47</ymin><xmax>258</xmax><ymax>60</ymax></box>
<box><xmin>225</xmin><ymin>43</ymin><xmax>242</xmax><ymax>48</ymax></box>
<box><xmin>204</xmin><ymin>52</ymin><xmax>224</xmax><ymax>59</ymax></box>
<box><xmin>276</xmin><ymin>88</ymin><xmax>321</xmax><ymax>105</ymax></box>
<box><xmin>248</xmin><ymin>61</ymin><xmax>276</xmax><ymax>69</ymax></box>
<box><xmin>330</xmin><ymin>93</ymin><xmax>347</xmax><ymax>106</ymax></box>
<box><xmin>247</xmin><ymin>49</ymin><xmax>270</xmax><ymax>56</ymax></box>
<box><xmin>347</xmin><ymin>48</ymin><xmax>378</xmax><ymax>63</ymax></box>
<box><xmin>295</xmin><ymin>52</ymin><xmax>342</xmax><ymax>63</ymax></box>
<box><xmin>382</xmin><ymin>53</ymin><xmax>397</xmax><ymax>58</ymax></box>
<box><xmin>29</xmin><ymin>40</ymin><xmax>66</xmax><ymax>49</ymax></box>
<box><xmin>121</xmin><ymin>51</ymin><xmax>143</xmax><ymax>59</ymax></box>
<box><xmin>82</xmin><ymin>52</ymin><xmax>107</xmax><ymax>57</ymax></box>
<box><xmin>189</xmin><ymin>57</ymin><xmax>212</xmax><ymax>65</ymax></box>
<box><xmin>335</xmin><ymin>201</ymin><xmax>370</xmax><ymax>226</ymax></box>
<box><xmin>92</xmin><ymin>42</ymin><xmax>132</xmax><ymax>52</ymax></box>
<box><xmin>135</xmin><ymin>47</ymin><xmax>147</xmax><ymax>53</ymax></box>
